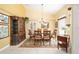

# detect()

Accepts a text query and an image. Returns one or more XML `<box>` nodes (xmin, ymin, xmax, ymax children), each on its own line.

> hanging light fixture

<box><xmin>41</xmin><ymin>4</ymin><xmax>47</xmax><ymax>23</ymax></box>
<box><xmin>41</xmin><ymin>4</ymin><xmax>44</xmax><ymax>28</ymax></box>
<box><xmin>41</xmin><ymin>4</ymin><xmax>44</xmax><ymax>21</ymax></box>
<box><xmin>41</xmin><ymin>4</ymin><xmax>49</xmax><ymax>29</ymax></box>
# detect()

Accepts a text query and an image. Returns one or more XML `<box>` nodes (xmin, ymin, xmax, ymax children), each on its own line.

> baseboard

<box><xmin>0</xmin><ymin>44</ymin><xmax>10</xmax><ymax>52</ymax></box>
<box><xmin>16</xmin><ymin>39</ymin><xmax>27</xmax><ymax>47</ymax></box>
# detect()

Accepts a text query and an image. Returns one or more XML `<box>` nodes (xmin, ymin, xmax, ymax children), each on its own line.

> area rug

<box><xmin>20</xmin><ymin>39</ymin><xmax>57</xmax><ymax>48</ymax></box>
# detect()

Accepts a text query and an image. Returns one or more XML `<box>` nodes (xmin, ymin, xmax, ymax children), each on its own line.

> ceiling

<box><xmin>23</xmin><ymin>4</ymin><xmax>65</xmax><ymax>20</ymax></box>
<box><xmin>24</xmin><ymin>4</ymin><xmax>65</xmax><ymax>14</ymax></box>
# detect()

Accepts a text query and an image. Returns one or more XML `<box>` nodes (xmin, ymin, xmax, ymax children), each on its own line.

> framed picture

<box><xmin>41</xmin><ymin>20</ymin><xmax>49</xmax><ymax>29</ymax></box>
<box><xmin>55</xmin><ymin>22</ymin><xmax>58</xmax><ymax>28</ymax></box>
<box><xmin>0</xmin><ymin>13</ymin><xmax>9</xmax><ymax>39</ymax></box>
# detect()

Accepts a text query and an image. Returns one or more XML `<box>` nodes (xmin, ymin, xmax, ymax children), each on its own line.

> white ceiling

<box><xmin>24</xmin><ymin>4</ymin><xmax>65</xmax><ymax>14</ymax></box>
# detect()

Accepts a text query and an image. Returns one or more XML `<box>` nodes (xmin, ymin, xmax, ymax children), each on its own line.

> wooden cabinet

<box><xmin>10</xmin><ymin>16</ymin><xmax>26</xmax><ymax>45</ymax></box>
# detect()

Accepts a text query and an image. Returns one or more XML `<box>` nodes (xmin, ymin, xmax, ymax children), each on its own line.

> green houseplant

<box><xmin>25</xmin><ymin>17</ymin><xmax>29</xmax><ymax>23</ymax></box>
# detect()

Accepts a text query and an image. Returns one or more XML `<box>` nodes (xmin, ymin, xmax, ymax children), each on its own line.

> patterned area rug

<box><xmin>20</xmin><ymin>38</ymin><xmax>57</xmax><ymax>48</ymax></box>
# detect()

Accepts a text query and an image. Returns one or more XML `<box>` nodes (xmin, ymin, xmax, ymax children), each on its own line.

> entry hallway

<box><xmin>0</xmin><ymin>47</ymin><xmax>67</xmax><ymax>54</ymax></box>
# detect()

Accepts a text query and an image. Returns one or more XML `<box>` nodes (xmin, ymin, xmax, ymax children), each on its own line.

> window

<box><xmin>58</xmin><ymin>16</ymin><xmax>66</xmax><ymax>36</ymax></box>
<box><xmin>0</xmin><ymin>13</ymin><xmax>9</xmax><ymax>39</ymax></box>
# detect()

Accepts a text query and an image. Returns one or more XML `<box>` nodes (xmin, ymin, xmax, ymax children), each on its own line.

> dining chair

<box><xmin>28</xmin><ymin>30</ymin><xmax>35</xmax><ymax>44</ymax></box>
<box><xmin>57</xmin><ymin>36</ymin><xmax>69</xmax><ymax>53</ymax></box>
<box><xmin>34</xmin><ymin>30</ymin><xmax>42</xmax><ymax>46</ymax></box>
<box><xmin>43</xmin><ymin>30</ymin><xmax>51</xmax><ymax>46</ymax></box>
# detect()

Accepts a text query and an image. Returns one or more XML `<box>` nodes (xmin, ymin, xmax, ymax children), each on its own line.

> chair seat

<box><xmin>43</xmin><ymin>37</ymin><xmax>50</xmax><ymax>39</ymax></box>
<box><xmin>58</xmin><ymin>41</ymin><xmax>63</xmax><ymax>44</ymax></box>
<box><xmin>35</xmin><ymin>36</ymin><xmax>42</xmax><ymax>39</ymax></box>
<box><xmin>58</xmin><ymin>41</ymin><xmax>66</xmax><ymax>44</ymax></box>
<box><xmin>43</xmin><ymin>36</ymin><xmax>50</xmax><ymax>39</ymax></box>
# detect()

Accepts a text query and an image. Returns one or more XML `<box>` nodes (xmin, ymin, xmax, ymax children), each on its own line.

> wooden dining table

<box><xmin>28</xmin><ymin>29</ymin><xmax>52</xmax><ymax>46</ymax></box>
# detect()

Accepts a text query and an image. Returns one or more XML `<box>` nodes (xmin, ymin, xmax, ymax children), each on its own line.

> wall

<box><xmin>25</xmin><ymin>5</ymin><xmax>56</xmax><ymax>39</ymax></box>
<box><xmin>0</xmin><ymin>4</ymin><xmax>26</xmax><ymax>49</ymax></box>
<box><xmin>0</xmin><ymin>4</ymin><xmax>26</xmax><ymax>17</ymax></box>
<box><xmin>53</xmin><ymin>4</ymin><xmax>73</xmax><ymax>53</ymax></box>
<box><xmin>72</xmin><ymin>4</ymin><xmax>79</xmax><ymax>53</ymax></box>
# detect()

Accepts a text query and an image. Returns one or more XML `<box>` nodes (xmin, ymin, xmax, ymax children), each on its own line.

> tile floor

<box><xmin>0</xmin><ymin>38</ymin><xmax>68</xmax><ymax>54</ymax></box>
<box><xmin>20</xmin><ymin>38</ymin><xmax>57</xmax><ymax>48</ymax></box>
<box><xmin>0</xmin><ymin>46</ymin><xmax>67</xmax><ymax>54</ymax></box>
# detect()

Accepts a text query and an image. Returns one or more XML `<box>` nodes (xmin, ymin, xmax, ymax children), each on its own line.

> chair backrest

<box><xmin>34</xmin><ymin>30</ymin><xmax>41</xmax><ymax>35</ymax></box>
<box><xmin>28</xmin><ymin>30</ymin><xmax>32</xmax><ymax>35</ymax></box>
<box><xmin>57</xmin><ymin>36</ymin><xmax>67</xmax><ymax>44</ymax></box>
<box><xmin>43</xmin><ymin>30</ymin><xmax>51</xmax><ymax>36</ymax></box>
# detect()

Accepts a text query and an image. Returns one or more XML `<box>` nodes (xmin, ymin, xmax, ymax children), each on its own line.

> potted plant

<box><xmin>25</xmin><ymin>17</ymin><xmax>29</xmax><ymax>23</ymax></box>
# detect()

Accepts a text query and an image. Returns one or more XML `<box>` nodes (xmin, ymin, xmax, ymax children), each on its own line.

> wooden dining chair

<box><xmin>57</xmin><ymin>36</ymin><xmax>69</xmax><ymax>53</ymax></box>
<box><xmin>43</xmin><ymin>30</ymin><xmax>51</xmax><ymax>46</ymax></box>
<box><xmin>28</xmin><ymin>30</ymin><xmax>35</xmax><ymax>44</ymax></box>
<box><xmin>34</xmin><ymin>30</ymin><xmax>42</xmax><ymax>46</ymax></box>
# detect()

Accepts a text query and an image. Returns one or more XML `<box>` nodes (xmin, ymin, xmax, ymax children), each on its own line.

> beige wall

<box><xmin>0</xmin><ymin>4</ymin><xmax>26</xmax><ymax>17</ymax></box>
<box><xmin>53</xmin><ymin>4</ymin><xmax>72</xmax><ymax>36</ymax></box>
<box><xmin>53</xmin><ymin>4</ymin><xmax>72</xmax><ymax>53</ymax></box>
<box><xmin>25</xmin><ymin>5</ymin><xmax>56</xmax><ymax>38</ymax></box>
<box><xmin>0</xmin><ymin>4</ymin><xmax>26</xmax><ymax>49</ymax></box>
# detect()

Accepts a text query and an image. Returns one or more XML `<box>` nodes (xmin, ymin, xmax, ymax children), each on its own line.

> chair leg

<box><xmin>49</xmin><ymin>40</ymin><xmax>51</xmax><ymax>46</ymax></box>
<box><xmin>43</xmin><ymin>39</ymin><xmax>44</xmax><ymax>46</ymax></box>
<box><xmin>39</xmin><ymin>40</ymin><xmax>40</xmax><ymax>46</ymax></box>
<box><xmin>40</xmin><ymin>40</ymin><xmax>42</xmax><ymax>46</ymax></box>
<box><xmin>34</xmin><ymin>40</ymin><xmax>35</xmax><ymax>45</ymax></box>
<box><xmin>66</xmin><ymin>47</ymin><xmax>68</xmax><ymax>53</ymax></box>
<box><xmin>57</xmin><ymin>44</ymin><xmax>59</xmax><ymax>49</ymax></box>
